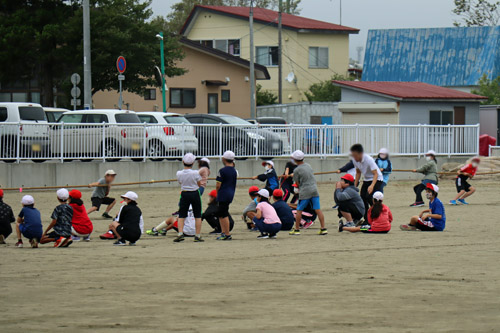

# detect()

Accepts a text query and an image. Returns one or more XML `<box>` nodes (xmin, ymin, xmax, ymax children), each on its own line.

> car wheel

<box><xmin>103</xmin><ymin>140</ymin><xmax>121</xmax><ymax>162</ymax></box>
<box><xmin>147</xmin><ymin>141</ymin><xmax>165</xmax><ymax>162</ymax></box>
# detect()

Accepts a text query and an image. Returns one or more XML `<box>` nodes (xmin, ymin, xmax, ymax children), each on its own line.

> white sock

<box><xmin>155</xmin><ymin>221</ymin><xmax>168</xmax><ymax>230</ymax></box>
<box><xmin>178</xmin><ymin>232</ymin><xmax>183</xmax><ymax>236</ymax></box>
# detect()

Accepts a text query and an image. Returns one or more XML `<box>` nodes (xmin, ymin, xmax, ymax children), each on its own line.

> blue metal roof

<box><xmin>362</xmin><ymin>26</ymin><xmax>500</xmax><ymax>87</ymax></box>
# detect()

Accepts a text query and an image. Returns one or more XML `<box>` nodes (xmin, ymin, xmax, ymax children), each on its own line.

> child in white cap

<box><xmin>401</xmin><ymin>183</ymin><xmax>446</xmax><ymax>232</ymax></box>
<box><xmin>87</xmin><ymin>169</ymin><xmax>117</xmax><ymax>218</ymax></box>
<box><xmin>339</xmin><ymin>191</ymin><xmax>392</xmax><ymax>233</ymax></box>
<box><xmin>110</xmin><ymin>191</ymin><xmax>142</xmax><ymax>245</ymax></box>
<box><xmin>215</xmin><ymin>150</ymin><xmax>238</xmax><ymax>241</ymax></box>
<box><xmin>174</xmin><ymin>153</ymin><xmax>204</xmax><ymax>243</ymax></box>
<box><xmin>252</xmin><ymin>160</ymin><xmax>279</xmax><ymax>192</ymax></box>
<box><xmin>41</xmin><ymin>189</ymin><xmax>73</xmax><ymax>248</ymax></box>
<box><xmin>15</xmin><ymin>195</ymin><xmax>43</xmax><ymax>248</ymax></box>
<box><xmin>253</xmin><ymin>189</ymin><xmax>282</xmax><ymax>239</ymax></box>
<box><xmin>197</xmin><ymin>157</ymin><xmax>211</xmax><ymax>196</ymax></box>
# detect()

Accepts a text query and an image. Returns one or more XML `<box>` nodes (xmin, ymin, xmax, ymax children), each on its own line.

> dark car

<box><xmin>184</xmin><ymin>114</ymin><xmax>283</xmax><ymax>157</ymax></box>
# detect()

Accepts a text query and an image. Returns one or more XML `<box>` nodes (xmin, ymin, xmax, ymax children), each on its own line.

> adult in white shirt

<box><xmin>350</xmin><ymin>144</ymin><xmax>384</xmax><ymax>220</ymax></box>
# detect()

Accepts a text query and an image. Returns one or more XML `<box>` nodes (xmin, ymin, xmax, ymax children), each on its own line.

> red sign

<box><xmin>116</xmin><ymin>56</ymin><xmax>126</xmax><ymax>74</ymax></box>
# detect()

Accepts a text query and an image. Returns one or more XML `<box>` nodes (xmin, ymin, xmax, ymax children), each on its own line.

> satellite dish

<box><xmin>286</xmin><ymin>72</ymin><xmax>296</xmax><ymax>83</ymax></box>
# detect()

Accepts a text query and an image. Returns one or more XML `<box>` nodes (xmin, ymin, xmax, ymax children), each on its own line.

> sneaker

<box><xmin>400</xmin><ymin>224</ymin><xmax>417</xmax><ymax>231</ymax></box>
<box><xmin>216</xmin><ymin>234</ymin><xmax>232</xmax><ymax>241</ymax></box>
<box><xmin>269</xmin><ymin>234</ymin><xmax>277</xmax><ymax>239</ymax></box>
<box><xmin>318</xmin><ymin>228</ymin><xmax>328</xmax><ymax>235</ymax></box>
<box><xmin>71</xmin><ymin>236</ymin><xmax>81</xmax><ymax>242</ymax></box>
<box><xmin>30</xmin><ymin>238</ymin><xmax>39</xmax><ymax>248</ymax></box>
<box><xmin>338</xmin><ymin>222</ymin><xmax>344</xmax><ymax>232</ymax></box>
<box><xmin>209</xmin><ymin>229</ymin><xmax>221</xmax><ymax>235</ymax></box>
<box><xmin>194</xmin><ymin>236</ymin><xmax>205</xmax><ymax>242</ymax></box>
<box><xmin>83</xmin><ymin>235</ymin><xmax>91</xmax><ymax>242</ymax></box>
<box><xmin>173</xmin><ymin>235</ymin><xmax>185</xmax><ymax>243</ymax></box>
<box><xmin>160</xmin><ymin>229</ymin><xmax>167</xmax><ymax>236</ymax></box>
<box><xmin>146</xmin><ymin>228</ymin><xmax>159</xmax><ymax>236</ymax></box>
<box><xmin>54</xmin><ymin>237</ymin><xmax>67</xmax><ymax>248</ymax></box>
<box><xmin>15</xmin><ymin>241</ymin><xmax>23</xmax><ymax>248</ymax></box>
<box><xmin>458</xmin><ymin>199</ymin><xmax>469</xmax><ymax>205</ymax></box>
<box><xmin>289</xmin><ymin>229</ymin><xmax>300</xmax><ymax>236</ymax></box>
<box><xmin>99</xmin><ymin>231</ymin><xmax>116</xmax><ymax>240</ymax></box>
<box><xmin>449</xmin><ymin>200</ymin><xmax>458</xmax><ymax>205</ymax></box>
<box><xmin>113</xmin><ymin>239</ymin><xmax>127</xmax><ymax>246</ymax></box>
<box><xmin>102</xmin><ymin>212</ymin><xmax>113</xmax><ymax>219</ymax></box>
<box><xmin>0</xmin><ymin>234</ymin><xmax>5</xmax><ymax>244</ymax></box>
<box><xmin>257</xmin><ymin>233</ymin><xmax>269</xmax><ymax>239</ymax></box>
<box><xmin>409</xmin><ymin>202</ymin><xmax>425</xmax><ymax>207</ymax></box>
<box><xmin>332</xmin><ymin>205</ymin><xmax>339</xmax><ymax>209</ymax></box>
<box><xmin>250</xmin><ymin>227</ymin><xmax>259</xmax><ymax>232</ymax></box>
<box><xmin>62</xmin><ymin>239</ymin><xmax>73</xmax><ymax>248</ymax></box>
<box><xmin>354</xmin><ymin>219</ymin><xmax>365</xmax><ymax>227</ymax></box>
<box><xmin>129</xmin><ymin>242</ymin><xmax>136</xmax><ymax>246</ymax></box>
<box><xmin>344</xmin><ymin>222</ymin><xmax>356</xmax><ymax>228</ymax></box>
<box><xmin>303</xmin><ymin>221</ymin><xmax>314</xmax><ymax>229</ymax></box>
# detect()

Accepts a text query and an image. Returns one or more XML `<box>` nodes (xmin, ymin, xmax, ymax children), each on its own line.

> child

<box><xmin>271</xmin><ymin>189</ymin><xmax>295</xmax><ymax>231</ymax></box>
<box><xmin>289</xmin><ymin>150</ymin><xmax>327</xmax><ymax>236</ymax></box>
<box><xmin>216</xmin><ymin>150</ymin><xmax>238</xmax><ymax>241</ymax></box>
<box><xmin>174</xmin><ymin>153</ymin><xmax>203</xmax><ymax>243</ymax></box>
<box><xmin>375</xmin><ymin>148</ymin><xmax>392</xmax><ymax>192</ymax></box>
<box><xmin>202</xmin><ymin>190</ymin><xmax>234</xmax><ymax>234</ymax></box>
<box><xmin>41</xmin><ymin>189</ymin><xmax>73</xmax><ymax>248</ymax></box>
<box><xmin>333</xmin><ymin>160</ymin><xmax>356</xmax><ymax>209</ymax></box>
<box><xmin>339</xmin><ymin>191</ymin><xmax>392</xmax><ymax>233</ymax></box>
<box><xmin>0</xmin><ymin>189</ymin><xmax>16</xmax><ymax>244</ymax></box>
<box><xmin>401</xmin><ymin>183</ymin><xmax>446</xmax><ymax>231</ymax></box>
<box><xmin>450</xmin><ymin>157</ymin><xmax>480</xmax><ymax>205</ymax></box>
<box><xmin>253</xmin><ymin>189</ymin><xmax>282</xmax><ymax>239</ymax></box>
<box><xmin>198</xmin><ymin>157</ymin><xmax>211</xmax><ymax>196</ymax></box>
<box><xmin>334</xmin><ymin>174</ymin><xmax>365</xmax><ymax>228</ymax></box>
<box><xmin>15</xmin><ymin>195</ymin><xmax>43</xmax><ymax>248</ymax></box>
<box><xmin>252</xmin><ymin>161</ymin><xmax>279</xmax><ymax>192</ymax></box>
<box><xmin>280</xmin><ymin>159</ymin><xmax>297</xmax><ymax>202</ymax></box>
<box><xmin>109</xmin><ymin>191</ymin><xmax>142</xmax><ymax>245</ymax></box>
<box><xmin>410</xmin><ymin>150</ymin><xmax>438</xmax><ymax>207</ymax></box>
<box><xmin>68</xmin><ymin>189</ymin><xmax>93</xmax><ymax>241</ymax></box>
<box><xmin>87</xmin><ymin>170</ymin><xmax>117</xmax><ymax>218</ymax></box>
<box><xmin>242</xmin><ymin>186</ymin><xmax>259</xmax><ymax>229</ymax></box>
<box><xmin>147</xmin><ymin>206</ymin><xmax>197</xmax><ymax>237</ymax></box>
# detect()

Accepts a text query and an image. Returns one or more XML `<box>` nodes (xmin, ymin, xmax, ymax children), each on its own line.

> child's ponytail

<box><xmin>370</xmin><ymin>199</ymin><xmax>383</xmax><ymax>219</ymax></box>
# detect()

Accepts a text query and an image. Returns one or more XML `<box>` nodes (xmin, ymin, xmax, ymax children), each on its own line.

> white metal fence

<box><xmin>0</xmin><ymin>123</ymin><xmax>479</xmax><ymax>162</ymax></box>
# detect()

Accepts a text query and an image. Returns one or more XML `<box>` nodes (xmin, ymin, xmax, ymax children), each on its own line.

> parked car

<box><xmin>137</xmin><ymin>112</ymin><xmax>198</xmax><ymax>160</ymax></box>
<box><xmin>184</xmin><ymin>114</ymin><xmax>283</xmax><ymax>157</ymax></box>
<box><xmin>0</xmin><ymin>102</ymin><xmax>49</xmax><ymax>162</ymax></box>
<box><xmin>246</xmin><ymin>116</ymin><xmax>291</xmax><ymax>153</ymax></box>
<box><xmin>50</xmin><ymin>109</ymin><xmax>145</xmax><ymax>161</ymax></box>
<box><xmin>44</xmin><ymin>107</ymin><xmax>70</xmax><ymax>123</ymax></box>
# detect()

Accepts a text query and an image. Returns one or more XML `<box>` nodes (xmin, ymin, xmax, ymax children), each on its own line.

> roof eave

<box><xmin>402</xmin><ymin>98</ymin><xmax>488</xmax><ymax>102</ymax></box>
<box><xmin>332</xmin><ymin>83</ymin><xmax>403</xmax><ymax>101</ymax></box>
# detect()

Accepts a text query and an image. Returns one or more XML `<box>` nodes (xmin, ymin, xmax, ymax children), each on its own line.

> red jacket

<box><xmin>367</xmin><ymin>204</ymin><xmax>392</xmax><ymax>232</ymax></box>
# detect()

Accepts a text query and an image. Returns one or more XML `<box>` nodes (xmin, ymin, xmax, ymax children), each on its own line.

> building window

<box><xmin>0</xmin><ymin>107</ymin><xmax>7</xmax><ymax>122</ymax></box>
<box><xmin>199</xmin><ymin>39</ymin><xmax>240</xmax><ymax>56</ymax></box>
<box><xmin>430</xmin><ymin>110</ymin><xmax>454</xmax><ymax>125</ymax></box>
<box><xmin>256</xmin><ymin>46</ymin><xmax>278</xmax><ymax>66</ymax></box>
<box><xmin>221</xmin><ymin>90</ymin><xmax>230</xmax><ymax>103</ymax></box>
<box><xmin>144</xmin><ymin>88</ymin><xmax>156</xmax><ymax>100</ymax></box>
<box><xmin>170</xmin><ymin>88</ymin><xmax>196</xmax><ymax>108</ymax></box>
<box><xmin>309</xmin><ymin>47</ymin><xmax>329</xmax><ymax>68</ymax></box>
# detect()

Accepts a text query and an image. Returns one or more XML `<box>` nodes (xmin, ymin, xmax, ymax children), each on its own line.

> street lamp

<box><xmin>156</xmin><ymin>32</ymin><xmax>166</xmax><ymax>112</ymax></box>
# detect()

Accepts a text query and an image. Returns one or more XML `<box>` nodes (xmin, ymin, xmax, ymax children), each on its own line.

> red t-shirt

<box><xmin>459</xmin><ymin>164</ymin><xmax>477</xmax><ymax>178</ymax></box>
<box><xmin>367</xmin><ymin>204</ymin><xmax>393</xmax><ymax>232</ymax></box>
<box><xmin>70</xmin><ymin>203</ymin><xmax>93</xmax><ymax>235</ymax></box>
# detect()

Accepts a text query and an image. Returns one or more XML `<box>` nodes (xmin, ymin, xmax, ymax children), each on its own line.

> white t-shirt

<box><xmin>352</xmin><ymin>154</ymin><xmax>383</xmax><ymax>182</ymax></box>
<box><xmin>177</xmin><ymin>169</ymin><xmax>201</xmax><ymax>191</ymax></box>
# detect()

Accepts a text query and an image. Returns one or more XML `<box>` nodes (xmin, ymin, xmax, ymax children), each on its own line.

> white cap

<box><xmin>426</xmin><ymin>183</ymin><xmax>439</xmax><ymax>193</ymax></box>
<box><xmin>257</xmin><ymin>189</ymin><xmax>269</xmax><ymax>198</ymax></box>
<box><xmin>200</xmin><ymin>157</ymin><xmax>210</xmax><ymax>164</ymax></box>
<box><xmin>105</xmin><ymin>169</ymin><xmax>117</xmax><ymax>176</ymax></box>
<box><xmin>425</xmin><ymin>150</ymin><xmax>436</xmax><ymax>156</ymax></box>
<box><xmin>56</xmin><ymin>188</ymin><xmax>69</xmax><ymax>201</ymax></box>
<box><xmin>121</xmin><ymin>191</ymin><xmax>138</xmax><ymax>201</ymax></box>
<box><xmin>182</xmin><ymin>153</ymin><xmax>196</xmax><ymax>165</ymax></box>
<box><xmin>223</xmin><ymin>150</ymin><xmax>235</xmax><ymax>161</ymax></box>
<box><xmin>262</xmin><ymin>160</ymin><xmax>274</xmax><ymax>167</ymax></box>
<box><xmin>21</xmin><ymin>195</ymin><xmax>34</xmax><ymax>205</ymax></box>
<box><xmin>379</xmin><ymin>148</ymin><xmax>389</xmax><ymax>155</ymax></box>
<box><xmin>291</xmin><ymin>150</ymin><xmax>305</xmax><ymax>161</ymax></box>
<box><xmin>373</xmin><ymin>191</ymin><xmax>384</xmax><ymax>201</ymax></box>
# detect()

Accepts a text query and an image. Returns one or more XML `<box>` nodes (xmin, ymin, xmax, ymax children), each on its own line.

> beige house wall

<box><xmin>184</xmin><ymin>11</ymin><xmax>351</xmax><ymax>102</ymax></box>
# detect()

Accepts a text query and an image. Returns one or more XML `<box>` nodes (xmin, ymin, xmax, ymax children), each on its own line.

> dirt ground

<box><xmin>1</xmin><ymin>180</ymin><xmax>499</xmax><ymax>332</ymax></box>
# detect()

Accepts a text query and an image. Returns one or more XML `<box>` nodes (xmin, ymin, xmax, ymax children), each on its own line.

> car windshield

<box><xmin>164</xmin><ymin>115</ymin><xmax>189</xmax><ymax>124</ymax></box>
<box><xmin>19</xmin><ymin>106</ymin><xmax>46</xmax><ymax>121</ymax></box>
<box><xmin>115</xmin><ymin>113</ymin><xmax>141</xmax><ymax>123</ymax></box>
<box><xmin>218</xmin><ymin>115</ymin><xmax>251</xmax><ymax>125</ymax></box>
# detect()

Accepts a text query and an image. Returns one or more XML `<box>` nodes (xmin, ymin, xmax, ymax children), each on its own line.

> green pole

<box><xmin>160</xmin><ymin>32</ymin><xmax>166</xmax><ymax>113</ymax></box>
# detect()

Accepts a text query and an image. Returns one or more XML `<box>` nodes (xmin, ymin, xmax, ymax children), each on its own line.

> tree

<box><xmin>304</xmin><ymin>75</ymin><xmax>350</xmax><ymax>102</ymax></box>
<box><xmin>256</xmin><ymin>84</ymin><xmax>278</xmax><ymax>106</ymax></box>
<box><xmin>453</xmin><ymin>0</ymin><xmax>500</xmax><ymax>26</ymax></box>
<box><xmin>472</xmin><ymin>74</ymin><xmax>500</xmax><ymax>104</ymax></box>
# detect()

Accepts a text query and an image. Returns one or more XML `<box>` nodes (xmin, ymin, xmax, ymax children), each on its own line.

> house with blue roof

<box><xmin>362</xmin><ymin>26</ymin><xmax>500</xmax><ymax>92</ymax></box>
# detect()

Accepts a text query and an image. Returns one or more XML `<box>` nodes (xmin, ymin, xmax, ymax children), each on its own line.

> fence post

<box><xmin>370</xmin><ymin>126</ymin><xmax>374</xmax><ymax>155</ymax></box>
<box><xmin>181</xmin><ymin>123</ymin><xmax>185</xmax><ymax>157</ymax></box>
<box><xmin>476</xmin><ymin>124</ymin><xmax>480</xmax><ymax>156</ymax></box>
<box><xmin>16</xmin><ymin>122</ymin><xmax>21</xmax><ymax>163</ymax></box>
<box><xmin>290</xmin><ymin>123</ymin><xmax>294</xmax><ymax>153</ymax></box>
<box><xmin>417</xmin><ymin>124</ymin><xmax>421</xmax><ymax>158</ymax></box>
<box><xmin>448</xmin><ymin>123</ymin><xmax>452</xmax><ymax>157</ymax></box>
<box><xmin>320</xmin><ymin>124</ymin><xmax>325</xmax><ymax>158</ymax></box>
<box><xmin>60</xmin><ymin>123</ymin><xmax>64</xmax><ymax>163</ymax></box>
<box><xmin>255</xmin><ymin>124</ymin><xmax>259</xmax><ymax>160</ymax></box>
<box><xmin>102</xmin><ymin>122</ymin><xmax>106</xmax><ymax>162</ymax></box>
<box><xmin>355</xmin><ymin>123</ymin><xmax>359</xmax><ymax>143</ymax></box>
<box><xmin>142</xmin><ymin>123</ymin><xmax>147</xmax><ymax>162</ymax></box>
<box><xmin>218</xmin><ymin>123</ymin><xmax>223</xmax><ymax>160</ymax></box>
<box><xmin>386</xmin><ymin>123</ymin><xmax>390</xmax><ymax>152</ymax></box>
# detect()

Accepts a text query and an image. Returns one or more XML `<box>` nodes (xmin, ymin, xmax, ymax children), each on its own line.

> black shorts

<box><xmin>116</xmin><ymin>225</ymin><xmax>141</xmax><ymax>243</ymax></box>
<box><xmin>337</xmin><ymin>202</ymin><xmax>364</xmax><ymax>221</ymax></box>
<box><xmin>178</xmin><ymin>191</ymin><xmax>202</xmax><ymax>219</ymax></box>
<box><xmin>216</xmin><ymin>202</ymin><xmax>231</xmax><ymax>218</ymax></box>
<box><xmin>46</xmin><ymin>231</ymin><xmax>64</xmax><ymax>240</ymax></box>
<box><xmin>91</xmin><ymin>197</ymin><xmax>115</xmax><ymax>210</ymax></box>
<box><xmin>455</xmin><ymin>176</ymin><xmax>471</xmax><ymax>192</ymax></box>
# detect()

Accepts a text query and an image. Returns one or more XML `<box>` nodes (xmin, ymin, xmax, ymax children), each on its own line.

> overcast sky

<box><xmin>150</xmin><ymin>0</ymin><xmax>458</xmax><ymax>62</ymax></box>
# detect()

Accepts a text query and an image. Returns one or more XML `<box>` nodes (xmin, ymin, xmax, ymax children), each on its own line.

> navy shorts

<box><xmin>91</xmin><ymin>197</ymin><xmax>115</xmax><ymax>210</ymax></box>
<box><xmin>19</xmin><ymin>224</ymin><xmax>42</xmax><ymax>240</ymax></box>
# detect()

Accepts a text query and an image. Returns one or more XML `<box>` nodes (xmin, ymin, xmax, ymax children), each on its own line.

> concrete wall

<box><xmin>257</xmin><ymin>102</ymin><xmax>341</xmax><ymax>124</ymax></box>
<box><xmin>0</xmin><ymin>156</ymin><xmax>470</xmax><ymax>190</ymax></box>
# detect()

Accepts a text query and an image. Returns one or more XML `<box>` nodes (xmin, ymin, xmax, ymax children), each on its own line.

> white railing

<box><xmin>489</xmin><ymin>145</ymin><xmax>500</xmax><ymax>157</ymax></box>
<box><xmin>0</xmin><ymin>123</ymin><xmax>479</xmax><ymax>162</ymax></box>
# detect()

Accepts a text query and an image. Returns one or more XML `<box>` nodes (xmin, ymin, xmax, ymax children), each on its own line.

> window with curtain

<box><xmin>256</xmin><ymin>46</ymin><xmax>278</xmax><ymax>66</ymax></box>
<box><xmin>309</xmin><ymin>47</ymin><xmax>329</xmax><ymax>68</ymax></box>
<box><xmin>429</xmin><ymin>110</ymin><xmax>454</xmax><ymax>125</ymax></box>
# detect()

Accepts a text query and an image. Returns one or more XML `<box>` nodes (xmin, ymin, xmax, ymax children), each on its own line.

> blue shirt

<box><xmin>18</xmin><ymin>206</ymin><xmax>43</xmax><ymax>235</ymax></box>
<box><xmin>429</xmin><ymin>197</ymin><xmax>446</xmax><ymax>231</ymax></box>
<box><xmin>375</xmin><ymin>158</ymin><xmax>392</xmax><ymax>184</ymax></box>
<box><xmin>272</xmin><ymin>200</ymin><xmax>295</xmax><ymax>228</ymax></box>
<box><xmin>216</xmin><ymin>166</ymin><xmax>237</xmax><ymax>203</ymax></box>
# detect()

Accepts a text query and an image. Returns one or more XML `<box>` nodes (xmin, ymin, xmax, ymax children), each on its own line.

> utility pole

<box><xmin>159</xmin><ymin>32</ymin><xmax>166</xmax><ymax>113</ymax></box>
<box><xmin>83</xmin><ymin>0</ymin><xmax>92</xmax><ymax>109</ymax></box>
<box><xmin>249</xmin><ymin>0</ymin><xmax>256</xmax><ymax>118</ymax></box>
<box><xmin>278</xmin><ymin>0</ymin><xmax>283</xmax><ymax>104</ymax></box>
<box><xmin>340</xmin><ymin>0</ymin><xmax>342</xmax><ymax>25</ymax></box>
<box><xmin>286</xmin><ymin>0</ymin><xmax>290</xmax><ymax>13</ymax></box>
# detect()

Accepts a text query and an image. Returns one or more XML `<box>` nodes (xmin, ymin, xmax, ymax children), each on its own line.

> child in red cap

<box><xmin>334</xmin><ymin>174</ymin><xmax>365</xmax><ymax>228</ymax></box>
<box><xmin>450</xmin><ymin>157</ymin><xmax>480</xmax><ymax>205</ymax></box>
<box><xmin>203</xmin><ymin>190</ymin><xmax>234</xmax><ymax>234</ymax></box>
<box><xmin>242</xmin><ymin>186</ymin><xmax>260</xmax><ymax>230</ymax></box>
<box><xmin>68</xmin><ymin>189</ymin><xmax>93</xmax><ymax>241</ymax></box>
<box><xmin>402</xmin><ymin>183</ymin><xmax>446</xmax><ymax>231</ymax></box>
<box><xmin>271</xmin><ymin>189</ymin><xmax>295</xmax><ymax>230</ymax></box>
<box><xmin>0</xmin><ymin>189</ymin><xmax>16</xmax><ymax>244</ymax></box>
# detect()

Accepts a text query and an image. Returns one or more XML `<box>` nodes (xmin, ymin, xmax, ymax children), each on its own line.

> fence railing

<box><xmin>0</xmin><ymin>122</ymin><xmax>479</xmax><ymax>162</ymax></box>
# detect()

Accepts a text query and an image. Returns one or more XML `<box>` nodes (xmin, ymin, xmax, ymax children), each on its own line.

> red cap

<box><xmin>69</xmin><ymin>189</ymin><xmax>82</xmax><ymax>199</ymax></box>
<box><xmin>209</xmin><ymin>190</ymin><xmax>217</xmax><ymax>198</ymax></box>
<box><xmin>472</xmin><ymin>157</ymin><xmax>481</xmax><ymax>162</ymax></box>
<box><xmin>341</xmin><ymin>174</ymin><xmax>355</xmax><ymax>183</ymax></box>
<box><xmin>292</xmin><ymin>183</ymin><xmax>298</xmax><ymax>188</ymax></box>
<box><xmin>248</xmin><ymin>186</ymin><xmax>260</xmax><ymax>194</ymax></box>
<box><xmin>0</xmin><ymin>189</ymin><xmax>3</xmax><ymax>197</ymax></box>
<box><xmin>273</xmin><ymin>189</ymin><xmax>283</xmax><ymax>197</ymax></box>
<box><xmin>426</xmin><ymin>183</ymin><xmax>439</xmax><ymax>193</ymax></box>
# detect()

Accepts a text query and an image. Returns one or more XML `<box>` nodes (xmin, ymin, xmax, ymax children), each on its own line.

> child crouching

<box><xmin>253</xmin><ymin>189</ymin><xmax>282</xmax><ymax>239</ymax></box>
<box><xmin>41</xmin><ymin>189</ymin><xmax>73</xmax><ymax>248</ymax></box>
<box><xmin>110</xmin><ymin>191</ymin><xmax>142</xmax><ymax>245</ymax></box>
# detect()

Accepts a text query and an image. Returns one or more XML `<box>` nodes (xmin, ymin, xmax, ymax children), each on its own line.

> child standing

<box><xmin>15</xmin><ymin>195</ymin><xmax>43</xmax><ymax>248</ymax></box>
<box><xmin>0</xmin><ymin>189</ymin><xmax>15</xmax><ymax>244</ymax></box>
<box><xmin>174</xmin><ymin>153</ymin><xmax>203</xmax><ymax>243</ymax></box>
<box><xmin>202</xmin><ymin>190</ymin><xmax>235</xmax><ymax>234</ymax></box>
<box><xmin>110</xmin><ymin>191</ymin><xmax>142</xmax><ymax>245</ymax></box>
<box><xmin>253</xmin><ymin>189</ymin><xmax>282</xmax><ymax>239</ymax></box>
<box><xmin>450</xmin><ymin>157</ymin><xmax>480</xmax><ymax>205</ymax></box>
<box><xmin>339</xmin><ymin>191</ymin><xmax>392</xmax><ymax>233</ymax></box>
<box><xmin>216</xmin><ymin>150</ymin><xmax>238</xmax><ymax>241</ymax></box>
<box><xmin>375</xmin><ymin>148</ymin><xmax>392</xmax><ymax>192</ymax></box>
<box><xmin>271</xmin><ymin>189</ymin><xmax>295</xmax><ymax>231</ymax></box>
<box><xmin>41</xmin><ymin>189</ymin><xmax>73</xmax><ymax>247</ymax></box>
<box><xmin>280</xmin><ymin>159</ymin><xmax>297</xmax><ymax>202</ymax></box>
<box><xmin>252</xmin><ymin>161</ymin><xmax>279</xmax><ymax>192</ymax></box>
<box><xmin>68</xmin><ymin>189</ymin><xmax>93</xmax><ymax>241</ymax></box>
<box><xmin>87</xmin><ymin>170</ymin><xmax>117</xmax><ymax>218</ymax></box>
<box><xmin>198</xmin><ymin>157</ymin><xmax>211</xmax><ymax>196</ymax></box>
<box><xmin>410</xmin><ymin>150</ymin><xmax>438</xmax><ymax>207</ymax></box>
<box><xmin>401</xmin><ymin>183</ymin><xmax>446</xmax><ymax>231</ymax></box>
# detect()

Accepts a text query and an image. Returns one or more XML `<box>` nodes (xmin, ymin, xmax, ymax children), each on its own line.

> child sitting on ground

<box><xmin>450</xmin><ymin>157</ymin><xmax>480</xmax><ymax>205</ymax></box>
<box><xmin>147</xmin><ymin>206</ymin><xmax>197</xmax><ymax>237</ymax></box>
<box><xmin>271</xmin><ymin>189</ymin><xmax>295</xmax><ymax>231</ymax></box>
<box><xmin>15</xmin><ymin>195</ymin><xmax>43</xmax><ymax>248</ymax></box>
<box><xmin>202</xmin><ymin>190</ymin><xmax>234</xmax><ymax>234</ymax></box>
<box><xmin>68</xmin><ymin>189</ymin><xmax>93</xmax><ymax>241</ymax></box>
<box><xmin>253</xmin><ymin>189</ymin><xmax>282</xmax><ymax>239</ymax></box>
<box><xmin>339</xmin><ymin>191</ymin><xmax>392</xmax><ymax>233</ymax></box>
<box><xmin>252</xmin><ymin>161</ymin><xmax>279</xmax><ymax>192</ymax></box>
<box><xmin>41</xmin><ymin>189</ymin><xmax>73</xmax><ymax>248</ymax></box>
<box><xmin>87</xmin><ymin>169</ymin><xmax>117</xmax><ymax>218</ymax></box>
<box><xmin>375</xmin><ymin>148</ymin><xmax>392</xmax><ymax>193</ymax></box>
<box><xmin>109</xmin><ymin>191</ymin><xmax>142</xmax><ymax>245</ymax></box>
<box><xmin>0</xmin><ymin>189</ymin><xmax>16</xmax><ymax>245</ymax></box>
<box><xmin>242</xmin><ymin>186</ymin><xmax>259</xmax><ymax>229</ymax></box>
<box><xmin>401</xmin><ymin>183</ymin><xmax>446</xmax><ymax>232</ymax></box>
<box><xmin>334</xmin><ymin>174</ymin><xmax>365</xmax><ymax>228</ymax></box>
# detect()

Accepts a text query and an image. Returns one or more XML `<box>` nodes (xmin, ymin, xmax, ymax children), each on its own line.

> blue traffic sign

<box><xmin>116</xmin><ymin>56</ymin><xmax>126</xmax><ymax>74</ymax></box>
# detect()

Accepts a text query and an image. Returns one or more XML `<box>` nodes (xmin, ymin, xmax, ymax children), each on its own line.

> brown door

<box><xmin>454</xmin><ymin>106</ymin><xmax>465</xmax><ymax>125</ymax></box>
<box><xmin>208</xmin><ymin>94</ymin><xmax>218</xmax><ymax>114</ymax></box>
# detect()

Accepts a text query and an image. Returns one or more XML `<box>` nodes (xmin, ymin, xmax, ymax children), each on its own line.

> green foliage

<box><xmin>256</xmin><ymin>84</ymin><xmax>278</xmax><ymax>106</ymax></box>
<box><xmin>471</xmin><ymin>74</ymin><xmax>500</xmax><ymax>105</ymax></box>
<box><xmin>453</xmin><ymin>0</ymin><xmax>500</xmax><ymax>26</ymax></box>
<box><xmin>304</xmin><ymin>75</ymin><xmax>350</xmax><ymax>102</ymax></box>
